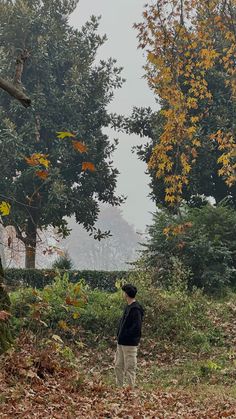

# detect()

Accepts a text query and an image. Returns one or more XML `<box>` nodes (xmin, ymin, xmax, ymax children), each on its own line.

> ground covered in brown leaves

<box><xmin>0</xmin><ymin>333</ymin><xmax>236</xmax><ymax>419</ymax></box>
<box><xmin>1</xmin><ymin>375</ymin><xmax>236</xmax><ymax>419</ymax></box>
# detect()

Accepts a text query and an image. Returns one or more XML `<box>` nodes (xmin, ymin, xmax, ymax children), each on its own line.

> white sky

<box><xmin>70</xmin><ymin>0</ymin><xmax>157</xmax><ymax>231</ymax></box>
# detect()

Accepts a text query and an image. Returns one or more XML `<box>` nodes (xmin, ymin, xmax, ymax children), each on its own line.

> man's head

<box><xmin>122</xmin><ymin>284</ymin><xmax>137</xmax><ymax>303</ymax></box>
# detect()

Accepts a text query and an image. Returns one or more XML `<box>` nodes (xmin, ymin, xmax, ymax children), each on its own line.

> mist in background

<box><xmin>70</xmin><ymin>0</ymin><xmax>157</xmax><ymax>232</ymax></box>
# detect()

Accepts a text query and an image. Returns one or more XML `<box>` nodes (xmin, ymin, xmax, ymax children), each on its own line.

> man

<box><xmin>115</xmin><ymin>284</ymin><xmax>144</xmax><ymax>388</ymax></box>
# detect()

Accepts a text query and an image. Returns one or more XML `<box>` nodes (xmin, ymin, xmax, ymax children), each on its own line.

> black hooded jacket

<box><xmin>117</xmin><ymin>301</ymin><xmax>144</xmax><ymax>346</ymax></box>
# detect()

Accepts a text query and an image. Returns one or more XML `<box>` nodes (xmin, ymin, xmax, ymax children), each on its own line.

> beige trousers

<box><xmin>114</xmin><ymin>344</ymin><xmax>138</xmax><ymax>387</ymax></box>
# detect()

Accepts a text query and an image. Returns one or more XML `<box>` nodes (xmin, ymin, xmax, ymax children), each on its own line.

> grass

<box><xmin>7</xmin><ymin>275</ymin><xmax>236</xmax><ymax>408</ymax></box>
<box><xmin>96</xmin><ymin>340</ymin><xmax>236</xmax><ymax>403</ymax></box>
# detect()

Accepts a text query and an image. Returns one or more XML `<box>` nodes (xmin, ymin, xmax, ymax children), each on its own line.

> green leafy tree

<box><xmin>141</xmin><ymin>203</ymin><xmax>236</xmax><ymax>294</ymax></box>
<box><xmin>0</xmin><ymin>0</ymin><xmax>124</xmax><ymax>268</ymax></box>
<box><xmin>52</xmin><ymin>252</ymin><xmax>74</xmax><ymax>270</ymax></box>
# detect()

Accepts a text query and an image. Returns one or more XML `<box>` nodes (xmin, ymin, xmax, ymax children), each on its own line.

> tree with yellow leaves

<box><xmin>134</xmin><ymin>0</ymin><xmax>236</xmax><ymax>208</ymax></box>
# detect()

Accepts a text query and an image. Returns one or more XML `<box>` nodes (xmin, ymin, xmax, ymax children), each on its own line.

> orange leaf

<box><xmin>82</xmin><ymin>162</ymin><xmax>96</xmax><ymax>172</ymax></box>
<box><xmin>25</xmin><ymin>153</ymin><xmax>50</xmax><ymax>168</ymax></box>
<box><xmin>36</xmin><ymin>170</ymin><xmax>49</xmax><ymax>180</ymax></box>
<box><xmin>65</xmin><ymin>296</ymin><xmax>80</xmax><ymax>307</ymax></box>
<box><xmin>65</xmin><ymin>296</ymin><xmax>73</xmax><ymax>305</ymax></box>
<box><xmin>25</xmin><ymin>156</ymin><xmax>38</xmax><ymax>166</ymax></box>
<box><xmin>72</xmin><ymin>141</ymin><xmax>88</xmax><ymax>153</ymax></box>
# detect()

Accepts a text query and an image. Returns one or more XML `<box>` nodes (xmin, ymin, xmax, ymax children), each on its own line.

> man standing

<box><xmin>115</xmin><ymin>284</ymin><xmax>144</xmax><ymax>388</ymax></box>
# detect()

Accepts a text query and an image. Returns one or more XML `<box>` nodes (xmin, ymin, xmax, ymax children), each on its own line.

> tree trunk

<box><xmin>25</xmin><ymin>244</ymin><xmax>36</xmax><ymax>269</ymax></box>
<box><xmin>25</xmin><ymin>217</ymin><xmax>37</xmax><ymax>269</ymax></box>
<box><xmin>0</xmin><ymin>257</ymin><xmax>13</xmax><ymax>354</ymax></box>
<box><xmin>0</xmin><ymin>224</ymin><xmax>6</xmax><ymax>268</ymax></box>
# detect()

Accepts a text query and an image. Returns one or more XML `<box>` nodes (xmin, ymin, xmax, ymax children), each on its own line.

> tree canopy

<box><xmin>123</xmin><ymin>0</ymin><xmax>236</xmax><ymax>209</ymax></box>
<box><xmin>0</xmin><ymin>0</ymin><xmax>124</xmax><ymax>267</ymax></box>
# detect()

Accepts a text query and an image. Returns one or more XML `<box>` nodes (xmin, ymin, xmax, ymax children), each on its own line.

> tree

<box><xmin>0</xmin><ymin>256</ymin><xmax>12</xmax><ymax>353</ymax></box>
<box><xmin>63</xmin><ymin>206</ymin><xmax>140</xmax><ymax>270</ymax></box>
<box><xmin>120</xmin><ymin>106</ymin><xmax>236</xmax><ymax>208</ymax></box>
<box><xmin>0</xmin><ymin>0</ymin><xmax>124</xmax><ymax>268</ymax></box>
<box><xmin>133</xmin><ymin>0</ymin><xmax>236</xmax><ymax>208</ymax></box>
<box><xmin>0</xmin><ymin>1</ymin><xmax>31</xmax><ymax>105</ymax></box>
<box><xmin>141</xmin><ymin>203</ymin><xmax>236</xmax><ymax>294</ymax></box>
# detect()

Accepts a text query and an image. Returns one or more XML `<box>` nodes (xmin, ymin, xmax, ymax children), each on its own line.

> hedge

<box><xmin>4</xmin><ymin>269</ymin><xmax>132</xmax><ymax>291</ymax></box>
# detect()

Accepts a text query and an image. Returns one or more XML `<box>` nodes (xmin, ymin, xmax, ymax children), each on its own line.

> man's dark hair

<box><xmin>122</xmin><ymin>284</ymin><xmax>137</xmax><ymax>298</ymax></box>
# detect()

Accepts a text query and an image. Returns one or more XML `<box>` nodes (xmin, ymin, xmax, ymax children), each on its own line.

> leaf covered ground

<box><xmin>0</xmin><ymin>333</ymin><xmax>236</xmax><ymax>419</ymax></box>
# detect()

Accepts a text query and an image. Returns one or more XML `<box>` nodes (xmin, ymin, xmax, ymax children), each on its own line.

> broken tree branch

<box><xmin>0</xmin><ymin>76</ymin><xmax>31</xmax><ymax>108</ymax></box>
<box><xmin>0</xmin><ymin>49</ymin><xmax>31</xmax><ymax>108</ymax></box>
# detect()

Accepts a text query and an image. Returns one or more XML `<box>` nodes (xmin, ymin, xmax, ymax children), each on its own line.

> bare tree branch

<box><xmin>0</xmin><ymin>49</ymin><xmax>31</xmax><ymax>108</ymax></box>
<box><xmin>0</xmin><ymin>76</ymin><xmax>31</xmax><ymax>108</ymax></box>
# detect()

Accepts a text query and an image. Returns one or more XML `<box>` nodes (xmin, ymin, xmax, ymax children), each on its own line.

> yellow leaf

<box><xmin>82</xmin><ymin>162</ymin><xmax>96</xmax><ymax>172</ymax></box>
<box><xmin>73</xmin><ymin>284</ymin><xmax>81</xmax><ymax>295</ymax></box>
<box><xmin>190</xmin><ymin>116</ymin><xmax>199</xmax><ymax>124</ymax></box>
<box><xmin>187</xmin><ymin>126</ymin><xmax>197</xmax><ymax>136</ymax></box>
<box><xmin>165</xmin><ymin>194</ymin><xmax>176</xmax><ymax>203</ymax></box>
<box><xmin>58</xmin><ymin>320</ymin><xmax>69</xmax><ymax>331</ymax></box>
<box><xmin>72</xmin><ymin>141</ymin><xmax>88</xmax><ymax>153</ymax></box>
<box><xmin>56</xmin><ymin>131</ymin><xmax>75</xmax><ymax>139</ymax></box>
<box><xmin>192</xmin><ymin>139</ymin><xmax>201</xmax><ymax>147</ymax></box>
<box><xmin>73</xmin><ymin>312</ymin><xmax>80</xmax><ymax>320</ymax></box>
<box><xmin>38</xmin><ymin>157</ymin><xmax>50</xmax><ymax>169</ymax></box>
<box><xmin>25</xmin><ymin>153</ymin><xmax>50</xmax><ymax>169</ymax></box>
<box><xmin>0</xmin><ymin>201</ymin><xmax>11</xmax><ymax>216</ymax></box>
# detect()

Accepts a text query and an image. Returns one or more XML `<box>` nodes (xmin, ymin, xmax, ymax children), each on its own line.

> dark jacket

<box><xmin>117</xmin><ymin>301</ymin><xmax>144</xmax><ymax>346</ymax></box>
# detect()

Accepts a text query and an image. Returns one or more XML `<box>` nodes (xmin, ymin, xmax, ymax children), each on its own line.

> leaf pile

<box><xmin>0</xmin><ymin>333</ymin><xmax>236</xmax><ymax>418</ymax></box>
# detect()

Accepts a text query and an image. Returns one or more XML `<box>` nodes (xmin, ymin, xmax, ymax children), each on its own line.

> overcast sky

<box><xmin>70</xmin><ymin>0</ymin><xmax>157</xmax><ymax>231</ymax></box>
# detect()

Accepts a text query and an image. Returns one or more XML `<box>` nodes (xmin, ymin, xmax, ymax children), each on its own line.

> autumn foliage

<box><xmin>136</xmin><ymin>0</ymin><xmax>236</xmax><ymax>205</ymax></box>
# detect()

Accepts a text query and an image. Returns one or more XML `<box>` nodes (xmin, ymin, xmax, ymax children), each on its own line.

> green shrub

<box><xmin>200</xmin><ymin>361</ymin><xmax>222</xmax><ymax>377</ymax></box>
<box><xmin>5</xmin><ymin>269</ymin><xmax>131</xmax><ymax>291</ymax></box>
<box><xmin>10</xmin><ymin>270</ymin><xmax>225</xmax><ymax>353</ymax></box>
<box><xmin>52</xmin><ymin>254</ymin><xmax>74</xmax><ymax>270</ymax></box>
<box><xmin>10</xmin><ymin>271</ymin><xmax>88</xmax><ymax>338</ymax></box>
<box><xmin>123</xmin><ymin>271</ymin><xmax>224</xmax><ymax>351</ymax></box>
<box><xmin>140</xmin><ymin>203</ymin><xmax>236</xmax><ymax>295</ymax></box>
<box><xmin>79</xmin><ymin>289</ymin><xmax>123</xmax><ymax>338</ymax></box>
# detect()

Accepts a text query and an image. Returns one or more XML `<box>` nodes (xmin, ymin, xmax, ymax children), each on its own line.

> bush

<box><xmin>79</xmin><ymin>290</ymin><xmax>123</xmax><ymax>339</ymax></box>
<box><xmin>10</xmin><ymin>271</ymin><xmax>88</xmax><ymax>338</ymax></box>
<box><xmin>10</xmin><ymin>270</ymin><xmax>224</xmax><ymax>353</ymax></box>
<box><xmin>123</xmin><ymin>271</ymin><xmax>224</xmax><ymax>351</ymax></box>
<box><xmin>141</xmin><ymin>203</ymin><xmax>236</xmax><ymax>295</ymax></box>
<box><xmin>52</xmin><ymin>254</ymin><xmax>74</xmax><ymax>270</ymax></box>
<box><xmin>5</xmin><ymin>269</ymin><xmax>131</xmax><ymax>291</ymax></box>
